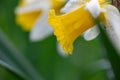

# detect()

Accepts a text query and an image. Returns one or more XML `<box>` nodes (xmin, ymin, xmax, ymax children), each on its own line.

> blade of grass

<box><xmin>0</xmin><ymin>60</ymin><xmax>27</xmax><ymax>79</ymax></box>
<box><xmin>0</xmin><ymin>29</ymin><xmax>43</xmax><ymax>80</ymax></box>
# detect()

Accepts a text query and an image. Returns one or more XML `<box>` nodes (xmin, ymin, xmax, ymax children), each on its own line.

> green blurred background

<box><xmin>0</xmin><ymin>0</ymin><xmax>115</xmax><ymax>80</ymax></box>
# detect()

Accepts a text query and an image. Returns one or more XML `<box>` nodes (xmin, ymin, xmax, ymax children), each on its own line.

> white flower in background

<box><xmin>48</xmin><ymin>0</ymin><xmax>120</xmax><ymax>54</ymax></box>
<box><xmin>15</xmin><ymin>0</ymin><xmax>68</xmax><ymax>56</ymax></box>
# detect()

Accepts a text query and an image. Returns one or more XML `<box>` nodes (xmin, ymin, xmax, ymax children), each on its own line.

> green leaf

<box><xmin>0</xmin><ymin>29</ymin><xmax>42</xmax><ymax>80</ymax></box>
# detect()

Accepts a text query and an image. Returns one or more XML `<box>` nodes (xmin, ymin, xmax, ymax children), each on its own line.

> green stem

<box><xmin>97</xmin><ymin>22</ymin><xmax>120</xmax><ymax>80</ymax></box>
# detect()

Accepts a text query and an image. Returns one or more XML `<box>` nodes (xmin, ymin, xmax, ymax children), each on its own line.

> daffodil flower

<box><xmin>15</xmin><ymin>0</ymin><xmax>68</xmax><ymax>56</ymax></box>
<box><xmin>16</xmin><ymin>0</ymin><xmax>66</xmax><ymax>40</ymax></box>
<box><xmin>61</xmin><ymin>0</ymin><xmax>102</xmax><ymax>41</ymax></box>
<box><xmin>48</xmin><ymin>0</ymin><xmax>120</xmax><ymax>54</ymax></box>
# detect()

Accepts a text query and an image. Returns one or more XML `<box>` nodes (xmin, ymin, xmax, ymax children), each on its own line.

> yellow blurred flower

<box><xmin>15</xmin><ymin>0</ymin><xmax>68</xmax><ymax>57</ymax></box>
<box><xmin>16</xmin><ymin>0</ymin><xmax>66</xmax><ymax>31</ymax></box>
<box><xmin>48</xmin><ymin>0</ymin><xmax>119</xmax><ymax>54</ymax></box>
<box><xmin>16</xmin><ymin>0</ymin><xmax>42</xmax><ymax>31</ymax></box>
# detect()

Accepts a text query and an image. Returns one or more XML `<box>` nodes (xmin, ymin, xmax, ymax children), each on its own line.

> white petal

<box><xmin>24</xmin><ymin>0</ymin><xmax>36</xmax><ymax>4</ymax></box>
<box><xmin>105</xmin><ymin>5</ymin><xmax>120</xmax><ymax>53</ymax></box>
<box><xmin>15</xmin><ymin>0</ymin><xmax>51</xmax><ymax>14</ymax></box>
<box><xmin>83</xmin><ymin>26</ymin><xmax>100</xmax><ymax>41</ymax></box>
<box><xmin>61</xmin><ymin>0</ymin><xmax>81</xmax><ymax>13</ymax></box>
<box><xmin>85</xmin><ymin>0</ymin><xmax>103</xmax><ymax>18</ymax></box>
<box><xmin>57</xmin><ymin>42</ymin><xmax>69</xmax><ymax>57</ymax></box>
<box><xmin>30</xmin><ymin>8</ymin><xmax>53</xmax><ymax>42</ymax></box>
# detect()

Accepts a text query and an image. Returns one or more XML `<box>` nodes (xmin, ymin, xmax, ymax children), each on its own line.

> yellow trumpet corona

<box><xmin>48</xmin><ymin>0</ymin><xmax>107</xmax><ymax>54</ymax></box>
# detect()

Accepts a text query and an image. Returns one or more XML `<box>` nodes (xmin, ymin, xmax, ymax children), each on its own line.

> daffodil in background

<box><xmin>15</xmin><ymin>0</ymin><xmax>67</xmax><ymax>56</ymax></box>
<box><xmin>48</xmin><ymin>0</ymin><xmax>120</xmax><ymax>54</ymax></box>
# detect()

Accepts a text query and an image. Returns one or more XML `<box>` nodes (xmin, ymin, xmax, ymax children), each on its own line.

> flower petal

<box><xmin>57</xmin><ymin>42</ymin><xmax>69</xmax><ymax>57</ymax></box>
<box><xmin>61</xmin><ymin>0</ymin><xmax>82</xmax><ymax>13</ymax></box>
<box><xmin>83</xmin><ymin>25</ymin><xmax>100</xmax><ymax>41</ymax></box>
<box><xmin>105</xmin><ymin>5</ymin><xmax>120</xmax><ymax>53</ymax></box>
<box><xmin>15</xmin><ymin>0</ymin><xmax>50</xmax><ymax>14</ymax></box>
<box><xmin>85</xmin><ymin>0</ymin><xmax>102</xmax><ymax>18</ymax></box>
<box><xmin>30</xmin><ymin>8</ymin><xmax>53</xmax><ymax>41</ymax></box>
